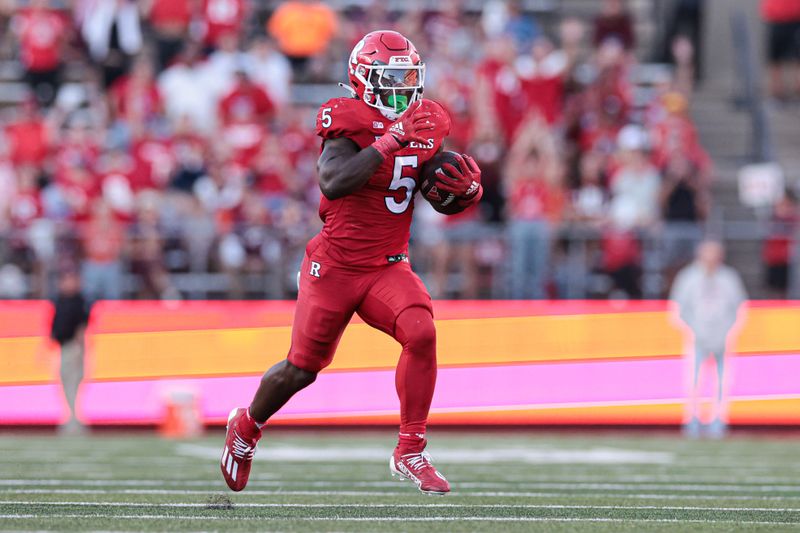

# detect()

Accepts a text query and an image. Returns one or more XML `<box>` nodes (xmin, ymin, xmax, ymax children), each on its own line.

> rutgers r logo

<box><xmin>309</xmin><ymin>261</ymin><xmax>321</xmax><ymax>278</ymax></box>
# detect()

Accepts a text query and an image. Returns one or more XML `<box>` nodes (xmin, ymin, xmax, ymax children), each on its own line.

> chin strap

<box><xmin>338</xmin><ymin>82</ymin><xmax>357</xmax><ymax>98</ymax></box>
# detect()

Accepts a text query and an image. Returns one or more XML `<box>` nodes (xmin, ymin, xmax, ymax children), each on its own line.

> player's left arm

<box><xmin>435</xmin><ymin>153</ymin><xmax>484</xmax><ymax>208</ymax></box>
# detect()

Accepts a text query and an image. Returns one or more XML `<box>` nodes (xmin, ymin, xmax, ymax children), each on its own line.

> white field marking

<box><xmin>2</xmin><ymin>501</ymin><xmax>800</xmax><ymax>513</ymax></box>
<box><xmin>4</xmin><ymin>479</ymin><xmax>800</xmax><ymax>492</ymax></box>
<box><xmin>0</xmin><ymin>514</ymin><xmax>791</xmax><ymax>525</ymax></box>
<box><xmin>4</xmin><ymin>488</ymin><xmax>800</xmax><ymax>501</ymax></box>
<box><xmin>175</xmin><ymin>443</ymin><xmax>674</xmax><ymax>465</ymax></box>
<box><xmin>1</xmin><ymin>478</ymin><xmax>773</xmax><ymax>487</ymax></box>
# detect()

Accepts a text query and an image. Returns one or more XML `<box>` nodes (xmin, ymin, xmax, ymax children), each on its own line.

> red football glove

<box><xmin>371</xmin><ymin>101</ymin><xmax>435</xmax><ymax>158</ymax></box>
<box><xmin>388</xmin><ymin>100</ymin><xmax>436</xmax><ymax>146</ymax></box>
<box><xmin>436</xmin><ymin>154</ymin><xmax>483</xmax><ymax>207</ymax></box>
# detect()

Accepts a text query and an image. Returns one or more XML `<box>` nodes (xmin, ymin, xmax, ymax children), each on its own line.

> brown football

<box><xmin>419</xmin><ymin>151</ymin><xmax>465</xmax><ymax>215</ymax></box>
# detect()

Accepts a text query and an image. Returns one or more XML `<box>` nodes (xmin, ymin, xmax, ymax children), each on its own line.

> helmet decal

<box><xmin>349</xmin><ymin>38</ymin><xmax>365</xmax><ymax>75</ymax></box>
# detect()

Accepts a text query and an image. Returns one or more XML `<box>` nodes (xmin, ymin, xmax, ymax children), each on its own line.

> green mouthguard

<box><xmin>387</xmin><ymin>94</ymin><xmax>409</xmax><ymax>113</ymax></box>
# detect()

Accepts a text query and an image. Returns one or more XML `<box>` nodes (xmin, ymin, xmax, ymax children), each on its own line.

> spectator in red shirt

<box><xmin>218</xmin><ymin>69</ymin><xmax>274</xmax><ymax>167</ymax></box>
<box><xmin>144</xmin><ymin>0</ymin><xmax>195</xmax><ymax>70</ymax></box>
<box><xmin>202</xmin><ymin>0</ymin><xmax>246</xmax><ymax>52</ymax></box>
<box><xmin>649</xmin><ymin>91</ymin><xmax>711</xmax><ymax>179</ymax></box>
<box><xmin>109</xmin><ymin>56</ymin><xmax>162</xmax><ymax>135</ymax></box>
<box><xmin>504</xmin><ymin>115</ymin><xmax>565</xmax><ymax>299</ymax></box>
<box><xmin>218</xmin><ymin>68</ymin><xmax>275</xmax><ymax>126</ymax></box>
<box><xmin>763</xmin><ymin>191</ymin><xmax>798</xmax><ymax>296</ymax></box>
<box><xmin>14</xmin><ymin>0</ymin><xmax>66</xmax><ymax>107</ymax></box>
<box><xmin>4</xmin><ymin>98</ymin><xmax>50</xmax><ymax>169</ymax></box>
<box><xmin>57</xmin><ymin>165</ymin><xmax>100</xmax><ymax>221</ymax></box>
<box><xmin>517</xmin><ymin>37</ymin><xmax>567</xmax><ymax>125</ymax></box>
<box><xmin>81</xmin><ymin>198</ymin><xmax>125</xmax><ymax>301</ymax></box>
<box><xmin>474</xmin><ymin>36</ymin><xmax>526</xmax><ymax>144</ymax></box>
<box><xmin>250</xmin><ymin>135</ymin><xmax>290</xmax><ymax>200</ymax></box>
<box><xmin>130</xmin><ymin>131</ymin><xmax>176</xmax><ymax>191</ymax></box>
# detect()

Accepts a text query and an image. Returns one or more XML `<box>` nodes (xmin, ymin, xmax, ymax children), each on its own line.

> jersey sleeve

<box><xmin>315</xmin><ymin>97</ymin><xmax>365</xmax><ymax>141</ymax></box>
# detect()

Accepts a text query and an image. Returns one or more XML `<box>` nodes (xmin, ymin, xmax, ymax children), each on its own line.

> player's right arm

<box><xmin>316</xmin><ymin>100</ymin><xmax>435</xmax><ymax>200</ymax></box>
<box><xmin>317</xmin><ymin>138</ymin><xmax>384</xmax><ymax>200</ymax></box>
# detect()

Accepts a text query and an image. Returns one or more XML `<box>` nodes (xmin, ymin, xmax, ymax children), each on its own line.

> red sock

<box><xmin>394</xmin><ymin>307</ymin><xmax>437</xmax><ymax>452</ymax></box>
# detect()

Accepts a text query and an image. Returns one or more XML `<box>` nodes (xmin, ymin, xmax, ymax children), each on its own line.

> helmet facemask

<box><xmin>356</xmin><ymin>60</ymin><xmax>425</xmax><ymax>120</ymax></box>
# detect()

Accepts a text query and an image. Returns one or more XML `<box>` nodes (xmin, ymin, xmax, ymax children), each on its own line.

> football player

<box><xmin>220</xmin><ymin>30</ymin><xmax>482</xmax><ymax>495</ymax></box>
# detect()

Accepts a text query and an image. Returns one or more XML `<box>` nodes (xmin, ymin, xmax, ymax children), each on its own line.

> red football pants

<box><xmin>287</xmin><ymin>253</ymin><xmax>436</xmax><ymax>435</ymax></box>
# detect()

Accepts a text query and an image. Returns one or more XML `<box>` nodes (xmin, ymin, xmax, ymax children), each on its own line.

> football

<box><xmin>419</xmin><ymin>150</ymin><xmax>466</xmax><ymax>215</ymax></box>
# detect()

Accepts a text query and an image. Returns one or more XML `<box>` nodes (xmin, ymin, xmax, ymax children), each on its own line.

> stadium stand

<box><xmin>0</xmin><ymin>0</ymin><xmax>795</xmax><ymax>300</ymax></box>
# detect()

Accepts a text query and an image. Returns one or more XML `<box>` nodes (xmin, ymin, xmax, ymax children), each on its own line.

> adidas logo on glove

<box><xmin>389</xmin><ymin>122</ymin><xmax>405</xmax><ymax>136</ymax></box>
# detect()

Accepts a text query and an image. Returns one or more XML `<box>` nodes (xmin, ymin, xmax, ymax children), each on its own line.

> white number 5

<box><xmin>321</xmin><ymin>107</ymin><xmax>332</xmax><ymax>128</ymax></box>
<box><xmin>385</xmin><ymin>156</ymin><xmax>417</xmax><ymax>214</ymax></box>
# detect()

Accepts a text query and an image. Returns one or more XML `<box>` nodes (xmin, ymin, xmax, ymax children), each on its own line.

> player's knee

<box><xmin>285</xmin><ymin>360</ymin><xmax>318</xmax><ymax>388</ymax></box>
<box><xmin>396</xmin><ymin>306</ymin><xmax>436</xmax><ymax>355</ymax></box>
<box><xmin>264</xmin><ymin>359</ymin><xmax>317</xmax><ymax>390</ymax></box>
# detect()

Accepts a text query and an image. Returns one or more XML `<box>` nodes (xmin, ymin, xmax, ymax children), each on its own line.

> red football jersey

<box><xmin>16</xmin><ymin>9</ymin><xmax>64</xmax><ymax>71</ymax></box>
<box><xmin>203</xmin><ymin>0</ymin><xmax>245</xmax><ymax>46</ymax></box>
<box><xmin>313</xmin><ymin>97</ymin><xmax>450</xmax><ymax>267</ymax></box>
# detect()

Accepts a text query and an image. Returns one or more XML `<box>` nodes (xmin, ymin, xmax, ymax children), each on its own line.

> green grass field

<box><xmin>1</xmin><ymin>430</ymin><xmax>799</xmax><ymax>532</ymax></box>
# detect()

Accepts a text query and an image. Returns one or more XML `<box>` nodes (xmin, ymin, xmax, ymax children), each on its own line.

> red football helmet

<box><xmin>348</xmin><ymin>30</ymin><xmax>425</xmax><ymax>119</ymax></box>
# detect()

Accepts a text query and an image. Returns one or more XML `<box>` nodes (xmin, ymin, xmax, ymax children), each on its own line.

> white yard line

<box><xmin>175</xmin><ymin>443</ymin><xmax>675</xmax><ymax>465</ymax></box>
<box><xmin>1</xmin><ymin>501</ymin><xmax>800</xmax><ymax>512</ymax></box>
<box><xmin>0</xmin><ymin>514</ymin><xmax>791</xmax><ymax>526</ymax></box>
<box><xmin>4</xmin><ymin>479</ymin><xmax>800</xmax><ymax>492</ymax></box>
<box><xmin>4</xmin><ymin>488</ymin><xmax>800</xmax><ymax>500</ymax></box>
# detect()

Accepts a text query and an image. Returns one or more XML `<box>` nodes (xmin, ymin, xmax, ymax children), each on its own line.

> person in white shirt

<box><xmin>245</xmin><ymin>37</ymin><xmax>292</xmax><ymax>107</ymax></box>
<box><xmin>157</xmin><ymin>43</ymin><xmax>218</xmax><ymax>134</ymax></box>
<box><xmin>670</xmin><ymin>239</ymin><xmax>747</xmax><ymax>438</ymax></box>
<box><xmin>609</xmin><ymin>125</ymin><xmax>661</xmax><ymax>230</ymax></box>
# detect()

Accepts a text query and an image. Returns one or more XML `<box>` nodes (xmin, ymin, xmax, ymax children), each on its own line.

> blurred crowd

<box><xmin>0</xmin><ymin>0</ymin><xmax>733</xmax><ymax>300</ymax></box>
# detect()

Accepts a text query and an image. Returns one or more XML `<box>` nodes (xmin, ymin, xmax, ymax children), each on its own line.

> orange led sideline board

<box><xmin>0</xmin><ymin>300</ymin><xmax>798</xmax><ymax>426</ymax></box>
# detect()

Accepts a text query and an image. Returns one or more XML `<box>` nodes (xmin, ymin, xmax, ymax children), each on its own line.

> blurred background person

<box><xmin>603</xmin><ymin>124</ymin><xmax>659</xmax><ymax>299</ymax></box>
<box><xmin>142</xmin><ymin>0</ymin><xmax>193</xmax><ymax>71</ymax></box>
<box><xmin>80</xmin><ymin>0</ymin><xmax>143</xmax><ymax>88</ymax></box>
<box><xmin>593</xmin><ymin>0</ymin><xmax>635</xmax><ymax>52</ymax></box>
<box><xmin>81</xmin><ymin>199</ymin><xmax>125</xmax><ymax>302</ymax></box>
<box><xmin>504</xmin><ymin>114</ymin><xmax>564</xmax><ymax>299</ymax></box>
<box><xmin>49</xmin><ymin>267</ymin><xmax>90</xmax><ymax>434</ymax></box>
<box><xmin>763</xmin><ymin>191</ymin><xmax>798</xmax><ymax>298</ymax></box>
<box><xmin>660</xmin><ymin>152</ymin><xmax>708</xmax><ymax>288</ymax></box>
<box><xmin>267</xmin><ymin>0</ymin><xmax>337</xmax><ymax>80</ymax></box>
<box><xmin>670</xmin><ymin>240</ymin><xmax>747</xmax><ymax>438</ymax></box>
<box><xmin>760</xmin><ymin>0</ymin><xmax>800</xmax><ymax>101</ymax></box>
<box><xmin>0</xmin><ymin>0</ymin><xmax>786</xmax><ymax>303</ymax></box>
<box><xmin>13</xmin><ymin>0</ymin><xmax>67</xmax><ymax>108</ymax></box>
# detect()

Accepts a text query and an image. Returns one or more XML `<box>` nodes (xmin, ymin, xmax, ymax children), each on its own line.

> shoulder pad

<box><xmin>315</xmin><ymin>97</ymin><xmax>371</xmax><ymax>140</ymax></box>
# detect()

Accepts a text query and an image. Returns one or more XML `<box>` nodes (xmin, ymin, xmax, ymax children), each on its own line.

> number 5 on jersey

<box><xmin>321</xmin><ymin>107</ymin><xmax>332</xmax><ymax>128</ymax></box>
<box><xmin>385</xmin><ymin>155</ymin><xmax>417</xmax><ymax>214</ymax></box>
